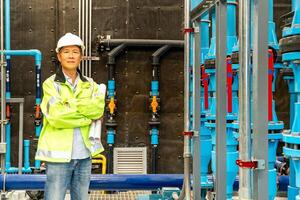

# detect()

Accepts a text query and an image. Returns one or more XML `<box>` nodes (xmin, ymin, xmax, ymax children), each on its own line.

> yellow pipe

<box><xmin>92</xmin><ymin>154</ymin><xmax>107</xmax><ymax>174</ymax></box>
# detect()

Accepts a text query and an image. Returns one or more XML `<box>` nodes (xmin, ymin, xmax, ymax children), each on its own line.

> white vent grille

<box><xmin>113</xmin><ymin>147</ymin><xmax>147</xmax><ymax>174</ymax></box>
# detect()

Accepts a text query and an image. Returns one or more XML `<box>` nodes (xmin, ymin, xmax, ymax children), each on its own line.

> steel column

<box><xmin>238</xmin><ymin>0</ymin><xmax>252</xmax><ymax>198</ymax></box>
<box><xmin>0</xmin><ymin>0</ymin><xmax>6</xmax><ymax>175</ymax></box>
<box><xmin>183</xmin><ymin>0</ymin><xmax>192</xmax><ymax>199</ymax></box>
<box><xmin>252</xmin><ymin>0</ymin><xmax>269</xmax><ymax>199</ymax></box>
<box><xmin>215</xmin><ymin>0</ymin><xmax>227</xmax><ymax>199</ymax></box>
<box><xmin>192</xmin><ymin>22</ymin><xmax>201</xmax><ymax>200</ymax></box>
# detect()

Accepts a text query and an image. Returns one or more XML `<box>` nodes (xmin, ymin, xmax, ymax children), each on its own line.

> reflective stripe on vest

<box><xmin>36</xmin><ymin>149</ymin><xmax>70</xmax><ymax>159</ymax></box>
<box><xmin>45</xmin><ymin>96</ymin><xmax>58</xmax><ymax>116</ymax></box>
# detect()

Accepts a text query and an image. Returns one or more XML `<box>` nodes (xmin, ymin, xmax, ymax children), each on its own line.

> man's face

<box><xmin>57</xmin><ymin>45</ymin><xmax>82</xmax><ymax>71</ymax></box>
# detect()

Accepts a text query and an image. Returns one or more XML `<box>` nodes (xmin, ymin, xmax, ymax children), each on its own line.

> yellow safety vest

<box><xmin>35</xmin><ymin>68</ymin><xmax>105</xmax><ymax>162</ymax></box>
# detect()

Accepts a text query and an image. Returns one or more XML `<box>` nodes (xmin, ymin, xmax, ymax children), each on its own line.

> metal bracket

<box><xmin>82</xmin><ymin>56</ymin><xmax>100</xmax><ymax>61</ymax></box>
<box><xmin>0</xmin><ymin>119</ymin><xmax>8</xmax><ymax>125</ymax></box>
<box><xmin>193</xmin><ymin>130</ymin><xmax>199</xmax><ymax>137</ymax></box>
<box><xmin>254</xmin><ymin>159</ymin><xmax>266</xmax><ymax>170</ymax></box>
<box><xmin>193</xmin><ymin>25</ymin><xmax>200</xmax><ymax>33</ymax></box>
<box><xmin>0</xmin><ymin>143</ymin><xmax>6</xmax><ymax>154</ymax></box>
<box><xmin>0</xmin><ymin>61</ymin><xmax>7</xmax><ymax>67</ymax></box>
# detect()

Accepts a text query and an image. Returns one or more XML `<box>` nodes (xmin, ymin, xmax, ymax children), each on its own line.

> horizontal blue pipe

<box><xmin>0</xmin><ymin>50</ymin><xmax>42</xmax><ymax>66</ymax></box>
<box><xmin>0</xmin><ymin>174</ymin><xmax>289</xmax><ymax>191</ymax></box>
<box><xmin>0</xmin><ymin>174</ymin><xmax>183</xmax><ymax>190</ymax></box>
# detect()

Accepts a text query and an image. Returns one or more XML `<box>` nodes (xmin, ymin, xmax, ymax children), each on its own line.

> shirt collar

<box><xmin>54</xmin><ymin>65</ymin><xmax>88</xmax><ymax>83</ymax></box>
<box><xmin>63</xmin><ymin>71</ymin><xmax>79</xmax><ymax>87</ymax></box>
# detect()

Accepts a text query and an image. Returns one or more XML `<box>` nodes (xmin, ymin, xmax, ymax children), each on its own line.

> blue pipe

<box><xmin>0</xmin><ymin>174</ymin><xmax>290</xmax><ymax>191</ymax></box>
<box><xmin>200</xmin><ymin>11</ymin><xmax>209</xmax><ymax>63</ymax></box>
<box><xmin>4</xmin><ymin>0</ymin><xmax>11</xmax><ymax>55</ymax></box>
<box><xmin>282</xmin><ymin>74</ymin><xmax>299</xmax><ymax>199</ymax></box>
<box><xmin>1</xmin><ymin>50</ymin><xmax>43</xmax><ymax>170</ymax></box>
<box><xmin>0</xmin><ymin>50</ymin><xmax>42</xmax><ymax>65</ymax></box>
<box><xmin>5</xmin><ymin>123</ymin><xmax>17</xmax><ymax>173</ymax></box>
<box><xmin>106</xmin><ymin>80</ymin><xmax>116</xmax><ymax>146</ymax></box>
<box><xmin>151</xmin><ymin>127</ymin><xmax>159</xmax><ymax>145</ymax></box>
<box><xmin>268</xmin><ymin>0</ymin><xmax>279</xmax><ymax>50</ymax></box>
<box><xmin>23</xmin><ymin>140</ymin><xmax>32</xmax><ymax>173</ymax></box>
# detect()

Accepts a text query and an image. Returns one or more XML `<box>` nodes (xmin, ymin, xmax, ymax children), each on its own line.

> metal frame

<box><xmin>0</xmin><ymin>98</ymin><xmax>24</xmax><ymax>175</ymax></box>
<box><xmin>238</xmin><ymin>0</ymin><xmax>252</xmax><ymax>198</ymax></box>
<box><xmin>215</xmin><ymin>0</ymin><xmax>227</xmax><ymax>199</ymax></box>
<box><xmin>6</xmin><ymin>98</ymin><xmax>24</xmax><ymax>175</ymax></box>
<box><xmin>192</xmin><ymin>22</ymin><xmax>201</xmax><ymax>200</ymax></box>
<box><xmin>252</xmin><ymin>0</ymin><xmax>269</xmax><ymax>199</ymax></box>
<box><xmin>1</xmin><ymin>0</ymin><xmax>6</xmax><ymax>176</ymax></box>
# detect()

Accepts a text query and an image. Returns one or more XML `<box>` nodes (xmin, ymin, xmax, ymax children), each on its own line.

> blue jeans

<box><xmin>44</xmin><ymin>158</ymin><xmax>91</xmax><ymax>200</ymax></box>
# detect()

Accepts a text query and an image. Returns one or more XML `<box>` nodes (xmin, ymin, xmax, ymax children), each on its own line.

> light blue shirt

<box><xmin>63</xmin><ymin>72</ymin><xmax>90</xmax><ymax>159</ymax></box>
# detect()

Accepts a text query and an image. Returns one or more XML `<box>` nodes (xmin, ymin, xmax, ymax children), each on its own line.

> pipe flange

<box><xmin>227</xmin><ymin>2</ymin><xmax>238</xmax><ymax>6</ymax></box>
<box><xmin>149</xmin><ymin>121</ymin><xmax>160</xmax><ymax>126</ymax></box>
<box><xmin>200</xmin><ymin>19</ymin><xmax>210</xmax><ymax>23</ymax></box>
<box><xmin>285</xmin><ymin>143</ymin><xmax>300</xmax><ymax>150</ymax></box>
<box><xmin>279</xmin><ymin>35</ymin><xmax>300</xmax><ymax>54</ymax></box>
<box><xmin>231</xmin><ymin>49</ymin><xmax>278</xmax><ymax>64</ymax></box>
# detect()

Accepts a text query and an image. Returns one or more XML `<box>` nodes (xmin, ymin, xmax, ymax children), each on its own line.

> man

<box><xmin>35</xmin><ymin>33</ymin><xmax>105</xmax><ymax>200</ymax></box>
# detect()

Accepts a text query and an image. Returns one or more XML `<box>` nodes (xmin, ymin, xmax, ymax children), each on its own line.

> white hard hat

<box><xmin>55</xmin><ymin>33</ymin><xmax>85</xmax><ymax>53</ymax></box>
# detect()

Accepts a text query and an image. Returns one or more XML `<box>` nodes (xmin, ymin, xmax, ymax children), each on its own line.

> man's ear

<box><xmin>57</xmin><ymin>53</ymin><xmax>61</xmax><ymax>62</ymax></box>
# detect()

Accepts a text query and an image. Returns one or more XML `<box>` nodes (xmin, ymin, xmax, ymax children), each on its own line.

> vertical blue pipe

<box><xmin>4</xmin><ymin>0</ymin><xmax>13</xmax><ymax>173</ymax></box>
<box><xmin>107</xmin><ymin>80</ymin><xmax>115</xmax><ymax>146</ymax></box>
<box><xmin>151</xmin><ymin>127</ymin><xmax>159</xmax><ymax>145</ymax></box>
<box><xmin>35</xmin><ymin>63</ymin><xmax>42</xmax><ymax>139</ymax></box>
<box><xmin>5</xmin><ymin>124</ymin><xmax>11</xmax><ymax>169</ymax></box>
<box><xmin>23</xmin><ymin>140</ymin><xmax>31</xmax><ymax>173</ymax></box>
<box><xmin>227</xmin><ymin>1</ymin><xmax>237</xmax><ymax>55</ymax></box>
<box><xmin>285</xmin><ymin>62</ymin><xmax>300</xmax><ymax>200</ymax></box>
<box><xmin>268</xmin><ymin>0</ymin><xmax>279</xmax><ymax>50</ymax></box>
<box><xmin>4</xmin><ymin>0</ymin><xmax>10</xmax><ymax>54</ymax></box>
<box><xmin>200</xmin><ymin>11</ymin><xmax>209</xmax><ymax>63</ymax></box>
<box><xmin>292</xmin><ymin>64</ymin><xmax>300</xmax><ymax>132</ymax></box>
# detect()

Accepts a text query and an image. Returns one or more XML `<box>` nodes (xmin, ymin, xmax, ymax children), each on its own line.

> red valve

<box><xmin>268</xmin><ymin>49</ymin><xmax>274</xmax><ymax>121</ymax></box>
<box><xmin>182</xmin><ymin>28</ymin><xmax>194</xmax><ymax>34</ymax></box>
<box><xmin>182</xmin><ymin>131</ymin><xmax>194</xmax><ymax>137</ymax></box>
<box><xmin>236</xmin><ymin>159</ymin><xmax>258</xmax><ymax>169</ymax></box>
<box><xmin>201</xmin><ymin>66</ymin><xmax>209</xmax><ymax>110</ymax></box>
<box><xmin>227</xmin><ymin>57</ymin><xmax>233</xmax><ymax>113</ymax></box>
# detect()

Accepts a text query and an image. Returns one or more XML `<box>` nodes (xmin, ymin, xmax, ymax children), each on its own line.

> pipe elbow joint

<box><xmin>30</xmin><ymin>49</ymin><xmax>42</xmax><ymax>65</ymax></box>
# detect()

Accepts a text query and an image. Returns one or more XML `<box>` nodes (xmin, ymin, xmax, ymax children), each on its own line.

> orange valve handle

<box><xmin>108</xmin><ymin>98</ymin><xmax>116</xmax><ymax>115</ymax></box>
<box><xmin>151</xmin><ymin>96</ymin><xmax>159</xmax><ymax>113</ymax></box>
<box><xmin>35</xmin><ymin>105</ymin><xmax>41</xmax><ymax>119</ymax></box>
<box><xmin>6</xmin><ymin>104</ymin><xmax>11</xmax><ymax>119</ymax></box>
